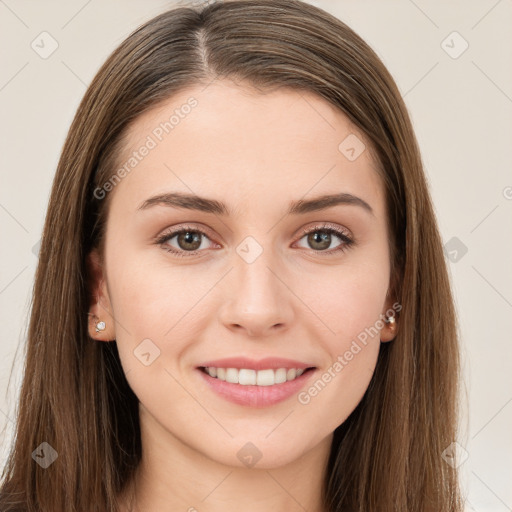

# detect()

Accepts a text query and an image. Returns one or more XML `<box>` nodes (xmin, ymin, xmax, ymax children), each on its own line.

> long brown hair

<box><xmin>0</xmin><ymin>1</ymin><xmax>465</xmax><ymax>510</ymax></box>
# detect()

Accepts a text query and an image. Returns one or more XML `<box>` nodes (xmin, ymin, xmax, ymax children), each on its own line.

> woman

<box><xmin>0</xmin><ymin>0</ymin><xmax>465</xmax><ymax>510</ymax></box>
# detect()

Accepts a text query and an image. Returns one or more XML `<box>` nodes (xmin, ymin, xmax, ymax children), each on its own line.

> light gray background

<box><xmin>1</xmin><ymin>1</ymin><xmax>511</xmax><ymax>510</ymax></box>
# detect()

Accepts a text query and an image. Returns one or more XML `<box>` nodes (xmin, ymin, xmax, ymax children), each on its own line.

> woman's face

<box><xmin>88</xmin><ymin>79</ymin><xmax>397</xmax><ymax>469</ymax></box>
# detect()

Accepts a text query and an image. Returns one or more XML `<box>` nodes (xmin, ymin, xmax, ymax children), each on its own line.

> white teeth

<box><xmin>225</xmin><ymin>368</ymin><xmax>238</xmax><ymax>384</ymax></box>
<box><xmin>238</xmin><ymin>369</ymin><xmax>256</xmax><ymax>385</ymax></box>
<box><xmin>275</xmin><ymin>368</ymin><xmax>287</xmax><ymax>384</ymax></box>
<box><xmin>286</xmin><ymin>368</ymin><xmax>296</xmax><ymax>381</ymax></box>
<box><xmin>203</xmin><ymin>367</ymin><xmax>309</xmax><ymax>385</ymax></box>
<box><xmin>256</xmin><ymin>369</ymin><xmax>275</xmax><ymax>386</ymax></box>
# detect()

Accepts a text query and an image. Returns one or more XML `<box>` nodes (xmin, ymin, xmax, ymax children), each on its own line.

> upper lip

<box><xmin>197</xmin><ymin>357</ymin><xmax>316</xmax><ymax>371</ymax></box>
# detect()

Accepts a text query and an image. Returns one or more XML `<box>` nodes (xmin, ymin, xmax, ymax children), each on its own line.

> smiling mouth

<box><xmin>199</xmin><ymin>366</ymin><xmax>316</xmax><ymax>386</ymax></box>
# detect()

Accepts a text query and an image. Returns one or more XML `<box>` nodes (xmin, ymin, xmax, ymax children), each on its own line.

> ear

<box><xmin>86</xmin><ymin>248</ymin><xmax>116</xmax><ymax>342</ymax></box>
<box><xmin>380</xmin><ymin>296</ymin><xmax>399</xmax><ymax>343</ymax></box>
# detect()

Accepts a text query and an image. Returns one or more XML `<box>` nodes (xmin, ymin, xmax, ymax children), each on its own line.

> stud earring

<box><xmin>385</xmin><ymin>315</ymin><xmax>396</xmax><ymax>325</ymax></box>
<box><xmin>95</xmin><ymin>320</ymin><xmax>106</xmax><ymax>333</ymax></box>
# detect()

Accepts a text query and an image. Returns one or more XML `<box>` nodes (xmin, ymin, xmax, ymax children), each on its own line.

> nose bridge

<box><xmin>234</xmin><ymin>236</ymin><xmax>284</xmax><ymax>308</ymax></box>
<box><xmin>218</xmin><ymin>234</ymin><xmax>293</xmax><ymax>335</ymax></box>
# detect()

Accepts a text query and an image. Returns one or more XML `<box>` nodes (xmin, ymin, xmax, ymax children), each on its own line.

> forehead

<box><xmin>109</xmin><ymin>80</ymin><xmax>385</xmax><ymax>217</ymax></box>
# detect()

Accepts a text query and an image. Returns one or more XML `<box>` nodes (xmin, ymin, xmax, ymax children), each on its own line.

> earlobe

<box><xmin>380</xmin><ymin>315</ymin><xmax>398</xmax><ymax>343</ymax></box>
<box><xmin>87</xmin><ymin>312</ymin><xmax>116</xmax><ymax>341</ymax></box>
<box><xmin>86</xmin><ymin>249</ymin><xmax>116</xmax><ymax>342</ymax></box>
<box><xmin>380</xmin><ymin>292</ymin><xmax>400</xmax><ymax>343</ymax></box>
<box><xmin>87</xmin><ymin>312</ymin><xmax>115</xmax><ymax>341</ymax></box>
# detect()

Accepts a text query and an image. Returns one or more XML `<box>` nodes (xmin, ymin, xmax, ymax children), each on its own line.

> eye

<box><xmin>294</xmin><ymin>222</ymin><xmax>354</xmax><ymax>255</ymax></box>
<box><xmin>155</xmin><ymin>222</ymin><xmax>354</xmax><ymax>258</ymax></box>
<box><xmin>155</xmin><ymin>225</ymin><xmax>216</xmax><ymax>258</ymax></box>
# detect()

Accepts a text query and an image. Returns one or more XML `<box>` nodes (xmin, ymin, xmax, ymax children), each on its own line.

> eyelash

<box><xmin>155</xmin><ymin>222</ymin><xmax>355</xmax><ymax>259</ymax></box>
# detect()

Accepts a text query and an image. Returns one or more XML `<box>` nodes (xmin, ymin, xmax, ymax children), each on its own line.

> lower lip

<box><xmin>196</xmin><ymin>368</ymin><xmax>317</xmax><ymax>408</ymax></box>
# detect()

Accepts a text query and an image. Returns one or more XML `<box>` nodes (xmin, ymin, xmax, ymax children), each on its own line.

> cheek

<box><xmin>293</xmin><ymin>257</ymin><xmax>390</xmax><ymax>342</ymax></box>
<box><xmin>107</xmin><ymin>250</ymin><xmax>201</xmax><ymax>333</ymax></box>
<box><xmin>105</xmin><ymin>259</ymin><xmax>203</xmax><ymax>411</ymax></box>
<box><xmin>298</xmin><ymin>338</ymin><xmax>380</xmax><ymax>436</ymax></box>
<box><xmin>105</xmin><ymin>250</ymin><xmax>221</xmax><ymax>382</ymax></box>
<box><xmin>291</xmin><ymin>259</ymin><xmax>388</xmax><ymax>418</ymax></box>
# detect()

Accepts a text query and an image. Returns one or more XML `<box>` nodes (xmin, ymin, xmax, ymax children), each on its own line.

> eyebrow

<box><xmin>137</xmin><ymin>191</ymin><xmax>374</xmax><ymax>217</ymax></box>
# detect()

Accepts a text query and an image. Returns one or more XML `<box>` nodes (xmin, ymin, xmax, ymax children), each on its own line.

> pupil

<box><xmin>179</xmin><ymin>231</ymin><xmax>201</xmax><ymax>250</ymax></box>
<box><xmin>309</xmin><ymin>231</ymin><xmax>330</xmax><ymax>250</ymax></box>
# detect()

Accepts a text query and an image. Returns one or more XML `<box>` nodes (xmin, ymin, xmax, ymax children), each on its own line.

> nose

<box><xmin>217</xmin><ymin>250</ymin><xmax>294</xmax><ymax>338</ymax></box>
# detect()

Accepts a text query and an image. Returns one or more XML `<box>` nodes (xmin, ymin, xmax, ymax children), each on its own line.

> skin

<box><xmin>87</xmin><ymin>79</ymin><xmax>398</xmax><ymax>512</ymax></box>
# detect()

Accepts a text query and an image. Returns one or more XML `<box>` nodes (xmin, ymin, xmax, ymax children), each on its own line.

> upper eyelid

<box><xmin>157</xmin><ymin>223</ymin><xmax>216</xmax><ymax>242</ymax></box>
<box><xmin>299</xmin><ymin>222</ymin><xmax>352</xmax><ymax>237</ymax></box>
<box><xmin>157</xmin><ymin>222</ymin><xmax>353</xmax><ymax>246</ymax></box>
